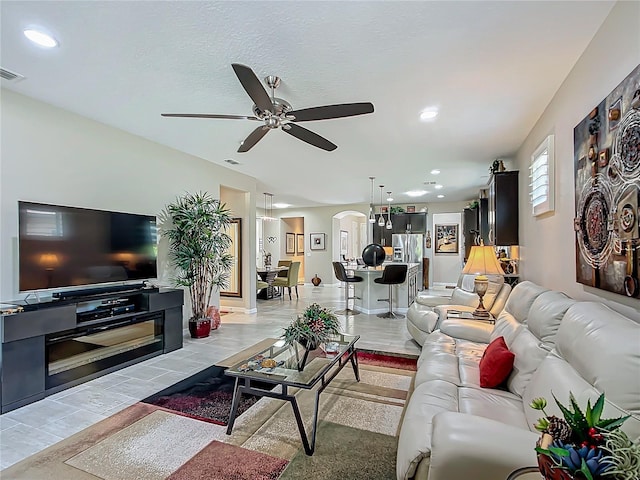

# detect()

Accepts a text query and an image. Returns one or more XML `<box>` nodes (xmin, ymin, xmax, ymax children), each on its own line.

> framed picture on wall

<box><xmin>310</xmin><ymin>233</ymin><xmax>325</xmax><ymax>250</ymax></box>
<box><xmin>340</xmin><ymin>230</ymin><xmax>348</xmax><ymax>256</ymax></box>
<box><xmin>286</xmin><ymin>232</ymin><xmax>295</xmax><ymax>255</ymax></box>
<box><xmin>296</xmin><ymin>234</ymin><xmax>304</xmax><ymax>254</ymax></box>
<box><xmin>435</xmin><ymin>224</ymin><xmax>459</xmax><ymax>254</ymax></box>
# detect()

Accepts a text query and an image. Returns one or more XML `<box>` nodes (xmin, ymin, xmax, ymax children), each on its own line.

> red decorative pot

<box><xmin>189</xmin><ymin>317</ymin><xmax>211</xmax><ymax>338</ymax></box>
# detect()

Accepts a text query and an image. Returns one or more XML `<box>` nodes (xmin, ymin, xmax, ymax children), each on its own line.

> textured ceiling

<box><xmin>1</xmin><ymin>1</ymin><xmax>614</xmax><ymax>208</ymax></box>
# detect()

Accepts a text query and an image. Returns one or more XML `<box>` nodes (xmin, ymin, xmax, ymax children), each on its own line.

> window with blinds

<box><xmin>530</xmin><ymin>134</ymin><xmax>555</xmax><ymax>216</ymax></box>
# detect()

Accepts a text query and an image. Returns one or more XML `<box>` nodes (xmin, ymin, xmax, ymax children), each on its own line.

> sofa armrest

<box><xmin>439</xmin><ymin>319</ymin><xmax>493</xmax><ymax>343</ymax></box>
<box><xmin>415</xmin><ymin>295</ymin><xmax>452</xmax><ymax>308</ymax></box>
<box><xmin>428</xmin><ymin>412</ymin><xmax>538</xmax><ymax>480</ymax></box>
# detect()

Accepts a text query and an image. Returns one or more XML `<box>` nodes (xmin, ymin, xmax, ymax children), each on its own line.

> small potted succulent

<box><xmin>530</xmin><ymin>393</ymin><xmax>640</xmax><ymax>480</ymax></box>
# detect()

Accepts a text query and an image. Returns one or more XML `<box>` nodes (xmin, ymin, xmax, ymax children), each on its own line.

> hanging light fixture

<box><xmin>263</xmin><ymin>192</ymin><xmax>274</xmax><ymax>221</ymax></box>
<box><xmin>368</xmin><ymin>177</ymin><xmax>376</xmax><ymax>223</ymax></box>
<box><xmin>378</xmin><ymin>185</ymin><xmax>385</xmax><ymax>226</ymax></box>
<box><xmin>386</xmin><ymin>191</ymin><xmax>393</xmax><ymax>230</ymax></box>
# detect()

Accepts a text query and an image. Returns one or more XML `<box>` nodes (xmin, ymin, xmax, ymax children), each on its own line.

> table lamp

<box><xmin>462</xmin><ymin>244</ymin><xmax>505</xmax><ymax>318</ymax></box>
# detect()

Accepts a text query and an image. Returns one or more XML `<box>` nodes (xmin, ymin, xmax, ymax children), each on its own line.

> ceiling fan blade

<box><xmin>289</xmin><ymin>102</ymin><xmax>374</xmax><ymax>122</ymax></box>
<box><xmin>161</xmin><ymin>113</ymin><xmax>259</xmax><ymax>120</ymax></box>
<box><xmin>238</xmin><ymin>126</ymin><xmax>269</xmax><ymax>153</ymax></box>
<box><xmin>231</xmin><ymin>63</ymin><xmax>273</xmax><ymax>114</ymax></box>
<box><xmin>283</xmin><ymin>123</ymin><xmax>337</xmax><ymax>151</ymax></box>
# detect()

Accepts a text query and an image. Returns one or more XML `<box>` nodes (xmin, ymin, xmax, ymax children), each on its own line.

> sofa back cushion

<box><xmin>526</xmin><ymin>291</ymin><xmax>575</xmax><ymax>348</ymax></box>
<box><xmin>506</xmin><ymin>328</ymin><xmax>548</xmax><ymax>397</ymax></box>
<box><xmin>489</xmin><ymin>282</ymin><xmax>512</xmax><ymax>317</ymax></box>
<box><xmin>449</xmin><ymin>288</ymin><xmax>480</xmax><ymax>308</ymax></box>
<box><xmin>502</xmin><ymin>281</ymin><xmax>548</xmax><ymax>322</ymax></box>
<box><xmin>524</xmin><ymin>302</ymin><xmax>640</xmax><ymax>439</ymax></box>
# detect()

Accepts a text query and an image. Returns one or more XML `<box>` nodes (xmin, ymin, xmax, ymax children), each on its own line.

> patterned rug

<box><xmin>2</xmin><ymin>351</ymin><xmax>415</xmax><ymax>480</ymax></box>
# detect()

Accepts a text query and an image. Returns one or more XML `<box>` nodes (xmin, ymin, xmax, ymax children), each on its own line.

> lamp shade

<box><xmin>462</xmin><ymin>245</ymin><xmax>505</xmax><ymax>276</ymax></box>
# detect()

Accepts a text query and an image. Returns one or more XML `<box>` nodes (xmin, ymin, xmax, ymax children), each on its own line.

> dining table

<box><xmin>256</xmin><ymin>266</ymin><xmax>288</xmax><ymax>299</ymax></box>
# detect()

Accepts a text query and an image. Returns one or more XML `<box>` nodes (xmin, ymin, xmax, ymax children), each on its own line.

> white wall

<box><xmin>0</xmin><ymin>90</ymin><xmax>257</xmax><ymax>321</ymax></box>
<box><xmin>515</xmin><ymin>1</ymin><xmax>640</xmax><ymax>321</ymax></box>
<box><xmin>426</xmin><ymin>201</ymin><xmax>469</xmax><ymax>287</ymax></box>
<box><xmin>431</xmin><ymin>212</ymin><xmax>464</xmax><ymax>284</ymax></box>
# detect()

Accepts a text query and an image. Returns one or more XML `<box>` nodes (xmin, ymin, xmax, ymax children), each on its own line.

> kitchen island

<box><xmin>351</xmin><ymin>262</ymin><xmax>420</xmax><ymax>315</ymax></box>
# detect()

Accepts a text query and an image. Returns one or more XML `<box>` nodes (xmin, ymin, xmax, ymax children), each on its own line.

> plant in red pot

<box><xmin>530</xmin><ymin>394</ymin><xmax>639</xmax><ymax>480</ymax></box>
<box><xmin>162</xmin><ymin>192</ymin><xmax>233</xmax><ymax>339</ymax></box>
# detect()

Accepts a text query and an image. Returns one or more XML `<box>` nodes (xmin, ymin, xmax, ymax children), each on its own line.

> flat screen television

<box><xmin>18</xmin><ymin>201</ymin><xmax>158</xmax><ymax>292</ymax></box>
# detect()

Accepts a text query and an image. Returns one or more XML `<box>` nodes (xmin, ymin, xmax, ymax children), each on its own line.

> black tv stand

<box><xmin>53</xmin><ymin>283</ymin><xmax>146</xmax><ymax>301</ymax></box>
<box><xmin>1</xmin><ymin>288</ymin><xmax>184</xmax><ymax>413</ymax></box>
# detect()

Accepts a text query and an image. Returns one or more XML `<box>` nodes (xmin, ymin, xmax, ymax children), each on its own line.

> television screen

<box><xmin>18</xmin><ymin>201</ymin><xmax>158</xmax><ymax>292</ymax></box>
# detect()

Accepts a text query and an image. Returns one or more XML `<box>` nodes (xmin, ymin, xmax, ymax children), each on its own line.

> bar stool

<box><xmin>332</xmin><ymin>262</ymin><xmax>363</xmax><ymax>315</ymax></box>
<box><xmin>375</xmin><ymin>264</ymin><xmax>408</xmax><ymax>319</ymax></box>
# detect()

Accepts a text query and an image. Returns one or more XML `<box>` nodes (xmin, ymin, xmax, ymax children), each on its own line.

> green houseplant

<box><xmin>162</xmin><ymin>192</ymin><xmax>233</xmax><ymax>338</ymax></box>
<box><xmin>283</xmin><ymin>303</ymin><xmax>341</xmax><ymax>370</ymax></box>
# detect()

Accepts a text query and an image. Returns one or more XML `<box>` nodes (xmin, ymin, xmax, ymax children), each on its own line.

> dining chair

<box><xmin>273</xmin><ymin>261</ymin><xmax>300</xmax><ymax>300</ymax></box>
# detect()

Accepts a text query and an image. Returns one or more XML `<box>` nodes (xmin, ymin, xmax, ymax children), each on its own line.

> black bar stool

<box><xmin>375</xmin><ymin>264</ymin><xmax>408</xmax><ymax>318</ymax></box>
<box><xmin>332</xmin><ymin>262</ymin><xmax>363</xmax><ymax>315</ymax></box>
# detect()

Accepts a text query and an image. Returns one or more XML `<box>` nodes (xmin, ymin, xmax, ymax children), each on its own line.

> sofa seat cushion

<box><xmin>397</xmin><ymin>380</ymin><xmax>459</xmax><ymax>480</ymax></box>
<box><xmin>458</xmin><ymin>386</ymin><xmax>528</xmax><ymax>429</ymax></box>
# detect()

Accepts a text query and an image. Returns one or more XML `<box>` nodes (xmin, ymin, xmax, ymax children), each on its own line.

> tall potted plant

<box><xmin>162</xmin><ymin>192</ymin><xmax>233</xmax><ymax>338</ymax></box>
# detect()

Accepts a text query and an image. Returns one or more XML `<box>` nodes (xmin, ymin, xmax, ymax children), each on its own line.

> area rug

<box><xmin>2</xmin><ymin>354</ymin><xmax>414</xmax><ymax>480</ymax></box>
<box><xmin>358</xmin><ymin>350</ymin><xmax>418</xmax><ymax>371</ymax></box>
<box><xmin>279</xmin><ymin>421</ymin><xmax>397</xmax><ymax>479</ymax></box>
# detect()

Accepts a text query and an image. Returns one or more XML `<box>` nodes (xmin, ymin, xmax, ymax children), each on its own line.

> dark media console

<box><xmin>0</xmin><ymin>288</ymin><xmax>184</xmax><ymax>413</ymax></box>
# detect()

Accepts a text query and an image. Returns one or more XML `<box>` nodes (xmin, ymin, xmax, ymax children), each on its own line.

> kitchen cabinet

<box><xmin>373</xmin><ymin>224</ymin><xmax>392</xmax><ymax>246</ymax></box>
<box><xmin>463</xmin><ymin>206</ymin><xmax>479</xmax><ymax>260</ymax></box>
<box><xmin>391</xmin><ymin>213</ymin><xmax>427</xmax><ymax>234</ymax></box>
<box><xmin>488</xmin><ymin>171</ymin><xmax>519</xmax><ymax>246</ymax></box>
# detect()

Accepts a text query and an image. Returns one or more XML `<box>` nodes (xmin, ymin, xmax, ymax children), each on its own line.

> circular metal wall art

<box><xmin>611</xmin><ymin>109</ymin><xmax>640</xmax><ymax>180</ymax></box>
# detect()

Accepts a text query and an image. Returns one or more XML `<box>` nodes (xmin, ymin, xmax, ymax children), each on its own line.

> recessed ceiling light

<box><xmin>437</xmin><ymin>194</ymin><xmax>445</xmax><ymax>199</ymax></box>
<box><xmin>434</xmin><ymin>184</ymin><xmax>443</xmax><ymax>190</ymax></box>
<box><xmin>23</xmin><ymin>28</ymin><xmax>58</xmax><ymax>48</ymax></box>
<box><xmin>272</xmin><ymin>203</ymin><xmax>291</xmax><ymax>209</ymax></box>
<box><xmin>420</xmin><ymin>107</ymin><xmax>439</xmax><ymax>122</ymax></box>
<box><xmin>386</xmin><ymin>196</ymin><xmax>394</xmax><ymax>202</ymax></box>
<box><xmin>430</xmin><ymin>169</ymin><xmax>441</xmax><ymax>175</ymax></box>
<box><xmin>405</xmin><ymin>190</ymin><xmax>428</xmax><ymax>197</ymax></box>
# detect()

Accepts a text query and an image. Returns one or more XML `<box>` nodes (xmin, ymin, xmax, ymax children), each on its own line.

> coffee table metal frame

<box><xmin>224</xmin><ymin>334</ymin><xmax>360</xmax><ymax>455</ymax></box>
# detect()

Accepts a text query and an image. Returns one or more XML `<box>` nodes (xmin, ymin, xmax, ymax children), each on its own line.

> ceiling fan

<box><xmin>162</xmin><ymin>64</ymin><xmax>374</xmax><ymax>153</ymax></box>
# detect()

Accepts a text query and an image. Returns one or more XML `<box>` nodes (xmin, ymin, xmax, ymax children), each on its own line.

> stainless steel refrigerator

<box><xmin>392</xmin><ymin>234</ymin><xmax>424</xmax><ymax>289</ymax></box>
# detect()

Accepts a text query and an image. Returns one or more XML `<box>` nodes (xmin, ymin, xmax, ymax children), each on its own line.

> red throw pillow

<box><xmin>479</xmin><ymin>336</ymin><xmax>515</xmax><ymax>388</ymax></box>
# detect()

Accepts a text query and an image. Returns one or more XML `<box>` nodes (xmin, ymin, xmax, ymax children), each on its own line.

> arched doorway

<box><xmin>332</xmin><ymin>211</ymin><xmax>367</xmax><ymax>262</ymax></box>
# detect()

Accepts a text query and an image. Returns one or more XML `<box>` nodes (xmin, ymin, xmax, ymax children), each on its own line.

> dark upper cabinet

<box><xmin>479</xmin><ymin>198</ymin><xmax>489</xmax><ymax>245</ymax></box>
<box><xmin>373</xmin><ymin>224</ymin><xmax>392</xmax><ymax>246</ymax></box>
<box><xmin>390</xmin><ymin>213</ymin><xmax>427</xmax><ymax>234</ymax></box>
<box><xmin>463</xmin><ymin>207</ymin><xmax>479</xmax><ymax>260</ymax></box>
<box><xmin>488</xmin><ymin>171</ymin><xmax>519</xmax><ymax>246</ymax></box>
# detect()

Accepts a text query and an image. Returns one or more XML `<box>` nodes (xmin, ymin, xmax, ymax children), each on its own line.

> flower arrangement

<box><xmin>283</xmin><ymin>303</ymin><xmax>341</xmax><ymax>349</ymax></box>
<box><xmin>530</xmin><ymin>393</ymin><xmax>640</xmax><ymax>480</ymax></box>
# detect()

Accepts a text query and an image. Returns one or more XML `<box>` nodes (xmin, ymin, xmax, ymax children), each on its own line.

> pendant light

<box><xmin>377</xmin><ymin>185</ymin><xmax>385</xmax><ymax>226</ymax></box>
<box><xmin>368</xmin><ymin>177</ymin><xmax>376</xmax><ymax>223</ymax></box>
<box><xmin>386</xmin><ymin>191</ymin><xmax>393</xmax><ymax>230</ymax></box>
<box><xmin>263</xmin><ymin>192</ymin><xmax>274</xmax><ymax>221</ymax></box>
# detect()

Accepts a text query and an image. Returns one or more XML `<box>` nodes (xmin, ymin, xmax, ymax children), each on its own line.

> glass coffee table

<box><xmin>224</xmin><ymin>333</ymin><xmax>360</xmax><ymax>455</ymax></box>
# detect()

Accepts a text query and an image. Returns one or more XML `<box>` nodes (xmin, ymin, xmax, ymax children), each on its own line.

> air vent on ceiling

<box><xmin>0</xmin><ymin>67</ymin><xmax>25</xmax><ymax>82</ymax></box>
<box><xmin>225</xmin><ymin>159</ymin><xmax>240</xmax><ymax>165</ymax></box>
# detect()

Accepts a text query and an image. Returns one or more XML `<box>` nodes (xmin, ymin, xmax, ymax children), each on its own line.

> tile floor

<box><xmin>0</xmin><ymin>283</ymin><xmax>421</xmax><ymax>470</ymax></box>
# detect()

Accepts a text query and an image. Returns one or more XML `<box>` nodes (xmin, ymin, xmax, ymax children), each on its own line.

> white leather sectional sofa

<box><xmin>397</xmin><ymin>281</ymin><xmax>640</xmax><ymax>480</ymax></box>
